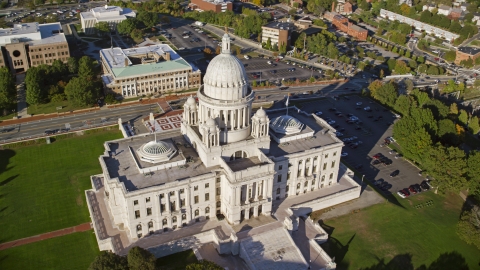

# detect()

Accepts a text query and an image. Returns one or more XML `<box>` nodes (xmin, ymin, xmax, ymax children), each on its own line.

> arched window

<box><xmin>276</xmin><ymin>188</ymin><xmax>281</xmax><ymax>194</ymax></box>
<box><xmin>162</xmin><ymin>219</ymin><xmax>167</xmax><ymax>225</ymax></box>
<box><xmin>148</xmin><ymin>221</ymin><xmax>153</xmax><ymax>229</ymax></box>
<box><xmin>205</xmin><ymin>207</ymin><xmax>210</xmax><ymax>213</ymax></box>
<box><xmin>304</xmin><ymin>181</ymin><xmax>308</xmax><ymax>187</ymax></box>
<box><xmin>329</xmin><ymin>173</ymin><xmax>333</xmax><ymax>179</ymax></box>
<box><xmin>322</xmin><ymin>175</ymin><xmax>325</xmax><ymax>181</ymax></box>
<box><xmin>182</xmin><ymin>214</ymin><xmax>186</xmax><ymax>220</ymax></box>
<box><xmin>195</xmin><ymin>209</ymin><xmax>199</xmax><ymax>216</ymax></box>
<box><xmin>172</xmin><ymin>216</ymin><xmax>177</xmax><ymax>223</ymax></box>
<box><xmin>216</xmin><ymin>201</ymin><xmax>221</xmax><ymax>207</ymax></box>
<box><xmin>136</xmin><ymin>224</ymin><xmax>142</xmax><ymax>231</ymax></box>
<box><xmin>296</xmin><ymin>183</ymin><xmax>300</xmax><ymax>189</ymax></box>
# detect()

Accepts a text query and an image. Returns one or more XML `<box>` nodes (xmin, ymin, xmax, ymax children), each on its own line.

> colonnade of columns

<box><xmin>198</xmin><ymin>104</ymin><xmax>250</xmax><ymax>130</ymax></box>
<box><xmin>251</xmin><ymin>121</ymin><xmax>269</xmax><ymax>138</ymax></box>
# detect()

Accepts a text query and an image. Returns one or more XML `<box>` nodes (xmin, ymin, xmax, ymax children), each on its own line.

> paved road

<box><xmin>0</xmin><ymin>104</ymin><xmax>159</xmax><ymax>143</ymax></box>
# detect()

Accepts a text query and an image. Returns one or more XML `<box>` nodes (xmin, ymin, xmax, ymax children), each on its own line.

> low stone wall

<box><xmin>85</xmin><ymin>189</ymin><xmax>116</xmax><ymax>252</ymax></box>
<box><xmin>309</xmin><ymin>239</ymin><xmax>336</xmax><ymax>270</ymax></box>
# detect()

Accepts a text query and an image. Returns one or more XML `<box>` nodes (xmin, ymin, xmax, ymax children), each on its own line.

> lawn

<box><xmin>27</xmin><ymin>100</ymin><xmax>94</xmax><ymax>116</ymax></box>
<box><xmin>0</xmin><ymin>231</ymin><xmax>99</xmax><ymax>270</ymax></box>
<box><xmin>319</xmin><ymin>192</ymin><xmax>480</xmax><ymax>269</ymax></box>
<box><xmin>0</xmin><ymin>129</ymin><xmax>122</xmax><ymax>242</ymax></box>
<box><xmin>156</xmin><ymin>249</ymin><xmax>198</xmax><ymax>270</ymax></box>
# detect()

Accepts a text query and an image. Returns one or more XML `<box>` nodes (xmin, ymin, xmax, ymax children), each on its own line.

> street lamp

<box><xmin>12</xmin><ymin>109</ymin><xmax>16</xmax><ymax>118</ymax></box>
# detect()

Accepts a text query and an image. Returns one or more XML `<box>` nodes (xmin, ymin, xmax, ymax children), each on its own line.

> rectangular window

<box><xmin>146</xmin><ymin>197</ymin><xmax>150</xmax><ymax>203</ymax></box>
<box><xmin>279</xmin><ymin>165</ymin><xmax>283</xmax><ymax>170</ymax></box>
<box><xmin>287</xmin><ymin>172</ymin><xmax>291</xmax><ymax>180</ymax></box>
<box><xmin>216</xmin><ymin>177</ymin><xmax>221</xmax><ymax>183</ymax></box>
<box><xmin>179</xmin><ymin>189</ymin><xmax>184</xmax><ymax>194</ymax></box>
<box><xmin>160</xmin><ymin>204</ymin><xmax>165</xmax><ymax>211</ymax></box>
<box><xmin>298</xmin><ymin>170</ymin><xmax>302</xmax><ymax>177</ymax></box>
<box><xmin>205</xmin><ymin>193</ymin><xmax>210</xmax><ymax>201</ymax></box>
<box><xmin>331</xmin><ymin>161</ymin><xmax>336</xmax><ymax>168</ymax></box>
<box><xmin>277</xmin><ymin>175</ymin><xmax>282</xmax><ymax>182</ymax></box>
<box><xmin>147</xmin><ymin>208</ymin><xmax>152</xmax><ymax>216</ymax></box>
<box><xmin>216</xmin><ymin>187</ymin><xmax>220</xmax><ymax>195</ymax></box>
<box><xmin>323</xmin><ymin>163</ymin><xmax>327</xmax><ymax>170</ymax></box>
<box><xmin>134</xmin><ymin>200</ymin><xmax>138</xmax><ymax>205</ymax></box>
<box><xmin>180</xmin><ymin>199</ymin><xmax>185</xmax><ymax>207</ymax></box>
<box><xmin>194</xmin><ymin>186</ymin><xmax>198</xmax><ymax>191</ymax></box>
<box><xmin>205</xmin><ymin>183</ymin><xmax>209</xmax><ymax>188</ymax></box>
<box><xmin>325</xmin><ymin>154</ymin><xmax>329</xmax><ymax>158</ymax></box>
<box><xmin>160</xmin><ymin>194</ymin><xmax>164</xmax><ymax>199</ymax></box>
<box><xmin>135</xmin><ymin>210</ymin><xmax>140</xmax><ymax>219</ymax></box>
<box><xmin>333</xmin><ymin>152</ymin><xmax>337</xmax><ymax>156</ymax></box>
<box><xmin>169</xmin><ymin>191</ymin><xmax>174</xmax><ymax>196</ymax></box>
<box><xmin>194</xmin><ymin>196</ymin><xmax>199</xmax><ymax>204</ymax></box>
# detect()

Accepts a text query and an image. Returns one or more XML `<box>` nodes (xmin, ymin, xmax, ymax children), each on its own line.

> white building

<box><xmin>437</xmin><ymin>4</ymin><xmax>452</xmax><ymax>16</ymax></box>
<box><xmin>100</xmin><ymin>44</ymin><xmax>201</xmax><ymax>97</ymax></box>
<box><xmin>80</xmin><ymin>5</ymin><xmax>136</xmax><ymax>34</ymax></box>
<box><xmin>88</xmin><ymin>34</ymin><xmax>360</xmax><ymax>268</ymax></box>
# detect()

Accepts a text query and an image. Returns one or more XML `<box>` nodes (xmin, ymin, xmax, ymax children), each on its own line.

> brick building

<box><xmin>189</xmin><ymin>0</ymin><xmax>232</xmax><ymax>13</ymax></box>
<box><xmin>0</xmin><ymin>22</ymin><xmax>70</xmax><ymax>74</ymax></box>
<box><xmin>330</xmin><ymin>14</ymin><xmax>368</xmax><ymax>41</ymax></box>
<box><xmin>455</xmin><ymin>47</ymin><xmax>480</xmax><ymax>64</ymax></box>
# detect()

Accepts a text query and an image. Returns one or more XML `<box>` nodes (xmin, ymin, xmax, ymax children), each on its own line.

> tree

<box><xmin>405</xmin><ymin>50</ymin><xmax>411</xmax><ymax>58</ymax></box>
<box><xmin>375</xmin><ymin>82</ymin><xmax>398</xmax><ymax>107</ymax></box>
<box><xmin>128</xmin><ymin>246</ymin><xmax>156</xmax><ymax>270</ymax></box>
<box><xmin>437</xmin><ymin>119</ymin><xmax>459</xmax><ymax>145</ymax></box>
<box><xmin>417</xmin><ymin>56</ymin><xmax>425</xmax><ymax>63</ymax></box>
<box><xmin>417</xmin><ymin>64</ymin><xmax>428</xmax><ymax>74</ymax></box>
<box><xmin>88</xmin><ymin>251</ymin><xmax>128</xmax><ymax>270</ymax></box>
<box><xmin>130</xmin><ymin>29</ymin><xmax>144</xmax><ymax>41</ymax></box>
<box><xmin>469</xmin><ymin>116</ymin><xmax>480</xmax><ymax>134</ymax></box>
<box><xmin>424</xmin><ymin>144</ymin><xmax>467</xmax><ymax>193</ymax></box>
<box><xmin>186</xmin><ymin>260</ymin><xmax>223</xmax><ymax>270</ymax></box>
<box><xmin>25</xmin><ymin>67</ymin><xmax>44</xmax><ymax>108</ymax></box>
<box><xmin>394</xmin><ymin>60</ymin><xmax>410</xmax><ymax>74</ymax></box>
<box><xmin>404</xmin><ymin>79</ymin><xmax>414</xmax><ymax>92</ymax></box>
<box><xmin>467</xmin><ymin>151</ymin><xmax>480</xmax><ymax>199</ymax></box>
<box><xmin>411</xmin><ymin>89</ymin><xmax>429</xmax><ymax>107</ymax></box>
<box><xmin>67</xmin><ymin>57</ymin><xmax>78</xmax><ymax>74</ymax></box>
<box><xmin>394</xmin><ymin>95</ymin><xmax>414</xmax><ymax>116</ymax></box>
<box><xmin>457</xmin><ymin>207</ymin><xmax>480</xmax><ymax>250</ymax></box>
<box><xmin>444</xmin><ymin>50</ymin><xmax>456</xmax><ymax>62</ymax></box>
<box><xmin>266</xmin><ymin>37</ymin><xmax>272</xmax><ymax>50</ymax></box>
<box><xmin>387</xmin><ymin>58</ymin><xmax>396</xmax><ymax>71</ymax></box>
<box><xmin>449</xmin><ymin>103</ymin><xmax>458</xmax><ymax>116</ymax></box>
<box><xmin>0</xmin><ymin>67</ymin><xmax>17</xmax><ymax>113</ymax></box>
<box><xmin>368</xmin><ymin>80</ymin><xmax>383</xmax><ymax>98</ymax></box>
<box><xmin>393</xmin><ymin>118</ymin><xmax>433</xmax><ymax>163</ymax></box>
<box><xmin>95</xmin><ymin>22</ymin><xmax>110</xmax><ymax>36</ymax></box>
<box><xmin>137</xmin><ymin>11</ymin><xmax>160</xmax><ymax>28</ymax></box>
<box><xmin>64</xmin><ymin>77</ymin><xmax>96</xmax><ymax>107</ymax></box>
<box><xmin>117</xmin><ymin>18</ymin><xmax>139</xmax><ymax>35</ymax></box>
<box><xmin>458</xmin><ymin>109</ymin><xmax>468</xmax><ymax>126</ymax></box>
<box><xmin>78</xmin><ymin>56</ymin><xmax>95</xmax><ymax>79</ymax></box>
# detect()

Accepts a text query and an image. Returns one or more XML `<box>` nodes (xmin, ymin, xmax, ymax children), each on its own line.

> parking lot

<box><xmin>298</xmin><ymin>95</ymin><xmax>428</xmax><ymax>199</ymax></box>
<box><xmin>240</xmin><ymin>57</ymin><xmax>323</xmax><ymax>83</ymax></box>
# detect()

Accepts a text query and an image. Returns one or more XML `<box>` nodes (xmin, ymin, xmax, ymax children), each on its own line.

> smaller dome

<box><xmin>143</xmin><ymin>141</ymin><xmax>172</xmax><ymax>155</ymax></box>
<box><xmin>206</xmin><ymin>118</ymin><xmax>216</xmax><ymax>127</ymax></box>
<box><xmin>186</xmin><ymin>96</ymin><xmax>196</xmax><ymax>106</ymax></box>
<box><xmin>270</xmin><ymin>115</ymin><xmax>304</xmax><ymax>135</ymax></box>
<box><xmin>137</xmin><ymin>140</ymin><xmax>177</xmax><ymax>164</ymax></box>
<box><xmin>256</xmin><ymin>107</ymin><xmax>267</xmax><ymax>118</ymax></box>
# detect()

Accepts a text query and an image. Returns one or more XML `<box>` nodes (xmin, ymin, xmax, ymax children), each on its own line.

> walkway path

<box><xmin>16</xmin><ymin>73</ymin><xmax>27</xmax><ymax>118</ymax></box>
<box><xmin>0</xmin><ymin>223</ymin><xmax>91</xmax><ymax>251</ymax></box>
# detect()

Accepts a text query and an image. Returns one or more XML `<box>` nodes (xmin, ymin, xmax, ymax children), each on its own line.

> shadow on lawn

<box><xmin>319</xmin><ymin>221</ymin><xmax>355</xmax><ymax>269</ymax></box>
<box><xmin>359</xmin><ymin>251</ymin><xmax>469</xmax><ymax>270</ymax></box>
<box><xmin>0</xmin><ymin>149</ymin><xmax>15</xmax><ymax>174</ymax></box>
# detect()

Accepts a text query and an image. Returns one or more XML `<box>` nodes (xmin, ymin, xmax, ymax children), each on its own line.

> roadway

<box><xmin>0</xmin><ymin>104</ymin><xmax>158</xmax><ymax>144</ymax></box>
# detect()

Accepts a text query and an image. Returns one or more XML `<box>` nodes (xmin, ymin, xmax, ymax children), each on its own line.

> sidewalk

<box><xmin>0</xmin><ymin>223</ymin><xmax>92</xmax><ymax>251</ymax></box>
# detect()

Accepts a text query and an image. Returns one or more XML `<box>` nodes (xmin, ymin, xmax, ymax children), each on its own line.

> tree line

<box><xmin>25</xmin><ymin>56</ymin><xmax>101</xmax><ymax>109</ymax></box>
<box><xmin>89</xmin><ymin>246</ymin><xmax>222</xmax><ymax>270</ymax></box>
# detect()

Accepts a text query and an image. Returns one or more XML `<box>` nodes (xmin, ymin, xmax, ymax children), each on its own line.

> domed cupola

<box><xmin>202</xmin><ymin>33</ymin><xmax>249</xmax><ymax>101</ymax></box>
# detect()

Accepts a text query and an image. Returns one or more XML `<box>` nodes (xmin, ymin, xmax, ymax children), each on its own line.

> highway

<box><xmin>0</xmin><ymin>104</ymin><xmax>158</xmax><ymax>144</ymax></box>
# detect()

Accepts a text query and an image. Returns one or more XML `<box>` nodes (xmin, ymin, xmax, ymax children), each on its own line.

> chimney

<box><xmin>332</xmin><ymin>1</ymin><xmax>335</xmax><ymax>12</ymax></box>
<box><xmin>164</xmin><ymin>52</ymin><xmax>170</xmax><ymax>61</ymax></box>
<box><xmin>124</xmin><ymin>58</ymin><xmax>129</xmax><ymax>66</ymax></box>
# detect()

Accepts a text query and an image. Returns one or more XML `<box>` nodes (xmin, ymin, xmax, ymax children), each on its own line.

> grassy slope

<box><xmin>0</xmin><ymin>231</ymin><xmax>99</xmax><ymax>270</ymax></box>
<box><xmin>320</xmin><ymin>191</ymin><xmax>480</xmax><ymax>269</ymax></box>
<box><xmin>0</xmin><ymin>130</ymin><xmax>121</xmax><ymax>242</ymax></box>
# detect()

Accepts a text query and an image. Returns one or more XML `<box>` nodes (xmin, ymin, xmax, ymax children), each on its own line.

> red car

<box><xmin>409</xmin><ymin>186</ymin><xmax>417</xmax><ymax>194</ymax></box>
<box><xmin>373</xmin><ymin>153</ymin><xmax>383</xmax><ymax>159</ymax></box>
<box><xmin>402</xmin><ymin>188</ymin><xmax>411</xmax><ymax>197</ymax></box>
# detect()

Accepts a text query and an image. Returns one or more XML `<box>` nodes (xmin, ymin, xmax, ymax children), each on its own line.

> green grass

<box><xmin>27</xmin><ymin>100</ymin><xmax>93</xmax><ymax>115</ymax></box>
<box><xmin>0</xmin><ymin>130</ymin><xmax>122</xmax><ymax>242</ymax></box>
<box><xmin>0</xmin><ymin>230</ymin><xmax>100</xmax><ymax>270</ymax></box>
<box><xmin>319</xmin><ymin>192</ymin><xmax>480</xmax><ymax>269</ymax></box>
<box><xmin>155</xmin><ymin>249</ymin><xmax>198</xmax><ymax>270</ymax></box>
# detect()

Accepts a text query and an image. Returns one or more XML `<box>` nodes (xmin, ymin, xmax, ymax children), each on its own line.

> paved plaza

<box><xmin>143</xmin><ymin>112</ymin><xmax>183</xmax><ymax>133</ymax></box>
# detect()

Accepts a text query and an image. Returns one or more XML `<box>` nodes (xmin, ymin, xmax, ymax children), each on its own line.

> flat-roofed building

<box><xmin>100</xmin><ymin>44</ymin><xmax>201</xmax><ymax>97</ymax></box>
<box><xmin>0</xmin><ymin>22</ymin><xmax>69</xmax><ymax>74</ymax></box>
<box><xmin>455</xmin><ymin>46</ymin><xmax>480</xmax><ymax>64</ymax></box>
<box><xmin>331</xmin><ymin>14</ymin><xmax>368</xmax><ymax>41</ymax></box>
<box><xmin>189</xmin><ymin>0</ymin><xmax>232</xmax><ymax>13</ymax></box>
<box><xmin>80</xmin><ymin>5</ymin><xmax>136</xmax><ymax>34</ymax></box>
<box><xmin>261</xmin><ymin>21</ymin><xmax>293</xmax><ymax>48</ymax></box>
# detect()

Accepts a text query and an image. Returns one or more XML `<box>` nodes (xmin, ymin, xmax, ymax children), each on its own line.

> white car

<box><xmin>397</xmin><ymin>191</ymin><xmax>406</xmax><ymax>199</ymax></box>
<box><xmin>267</xmin><ymin>61</ymin><xmax>273</xmax><ymax>65</ymax></box>
<box><xmin>315</xmin><ymin>111</ymin><xmax>323</xmax><ymax>116</ymax></box>
<box><xmin>364</xmin><ymin>106</ymin><xmax>371</xmax><ymax>111</ymax></box>
<box><xmin>356</xmin><ymin>102</ymin><xmax>362</xmax><ymax>106</ymax></box>
<box><xmin>327</xmin><ymin>120</ymin><xmax>336</xmax><ymax>125</ymax></box>
<box><xmin>341</xmin><ymin>152</ymin><xmax>348</xmax><ymax>157</ymax></box>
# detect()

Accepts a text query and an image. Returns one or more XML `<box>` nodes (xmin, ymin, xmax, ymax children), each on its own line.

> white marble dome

<box><xmin>137</xmin><ymin>140</ymin><xmax>177</xmax><ymax>163</ymax></box>
<box><xmin>202</xmin><ymin>34</ymin><xmax>249</xmax><ymax>101</ymax></box>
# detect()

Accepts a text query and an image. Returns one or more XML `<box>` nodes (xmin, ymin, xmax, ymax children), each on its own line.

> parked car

<box><xmin>420</xmin><ymin>181</ymin><xmax>430</xmax><ymax>191</ymax></box>
<box><xmin>374</xmin><ymin>179</ymin><xmax>384</xmax><ymax>186</ymax></box>
<box><xmin>395</xmin><ymin>154</ymin><xmax>403</xmax><ymax>159</ymax></box>
<box><xmin>372</xmin><ymin>160</ymin><xmax>381</xmax><ymax>165</ymax></box>
<box><xmin>413</xmin><ymin>184</ymin><xmax>422</xmax><ymax>193</ymax></box>
<box><xmin>356</xmin><ymin>102</ymin><xmax>362</xmax><ymax>106</ymax></box>
<box><xmin>409</xmin><ymin>185</ymin><xmax>417</xmax><ymax>194</ymax></box>
<box><xmin>402</xmin><ymin>188</ymin><xmax>411</xmax><ymax>197</ymax></box>
<box><xmin>390</xmin><ymin>170</ymin><xmax>400</xmax><ymax>177</ymax></box>
<box><xmin>389</xmin><ymin>150</ymin><xmax>397</xmax><ymax>155</ymax></box>
<box><xmin>341</xmin><ymin>152</ymin><xmax>348</xmax><ymax>157</ymax></box>
<box><xmin>397</xmin><ymin>190</ymin><xmax>406</xmax><ymax>198</ymax></box>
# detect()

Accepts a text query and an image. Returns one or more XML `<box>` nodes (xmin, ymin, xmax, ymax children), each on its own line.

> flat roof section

<box><xmin>0</xmin><ymin>22</ymin><xmax>66</xmax><ymax>45</ymax></box>
<box><xmin>264</xmin><ymin>21</ymin><xmax>294</xmax><ymax>30</ymax></box>
<box><xmin>104</xmin><ymin>131</ymin><xmax>215</xmax><ymax>191</ymax></box>
<box><xmin>458</xmin><ymin>46</ymin><xmax>480</xmax><ymax>56</ymax></box>
<box><xmin>226</xmin><ymin>156</ymin><xmax>267</xmax><ymax>172</ymax></box>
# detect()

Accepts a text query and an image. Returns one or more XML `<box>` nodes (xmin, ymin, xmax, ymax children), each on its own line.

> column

<box><xmin>254</xmin><ymin>182</ymin><xmax>259</xmax><ymax>201</ymax></box>
<box><xmin>253</xmin><ymin>206</ymin><xmax>259</xmax><ymax>217</ymax></box>
<box><xmin>243</xmin><ymin>107</ymin><xmax>247</xmax><ymax>128</ymax></box>
<box><xmin>244</xmin><ymin>209</ymin><xmax>250</xmax><ymax>220</ymax></box>
<box><xmin>245</xmin><ymin>184</ymin><xmax>250</xmax><ymax>205</ymax></box>
<box><xmin>262</xmin><ymin>179</ymin><xmax>268</xmax><ymax>198</ymax></box>
<box><xmin>176</xmin><ymin>191</ymin><xmax>181</xmax><ymax>210</ymax></box>
<box><xmin>236</xmin><ymin>186</ymin><xmax>241</xmax><ymax>206</ymax></box>
<box><xmin>166</xmin><ymin>193</ymin><xmax>171</xmax><ymax>214</ymax></box>
<box><xmin>185</xmin><ymin>188</ymin><xmax>191</xmax><ymax>223</ymax></box>
<box><xmin>237</xmin><ymin>109</ymin><xmax>241</xmax><ymax>129</ymax></box>
<box><xmin>230</xmin><ymin>110</ymin><xmax>235</xmax><ymax>130</ymax></box>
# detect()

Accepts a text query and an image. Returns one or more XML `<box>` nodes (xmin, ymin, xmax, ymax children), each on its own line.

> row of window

<box><xmin>135</xmin><ymin>203</ymin><xmax>219</xmax><ymax>220</ymax></box>
<box><xmin>136</xmin><ymin>207</ymin><xmax>211</xmax><ymax>231</ymax></box>
<box><xmin>29</xmin><ymin>45</ymin><xmax>68</xmax><ymax>52</ymax></box>
<box><xmin>31</xmin><ymin>57</ymin><xmax>68</xmax><ymax>66</ymax></box>
<box><xmin>114</xmin><ymin>71</ymin><xmax>190</xmax><ymax>84</ymax></box>
<box><xmin>31</xmin><ymin>51</ymin><xmax>68</xmax><ymax>59</ymax></box>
